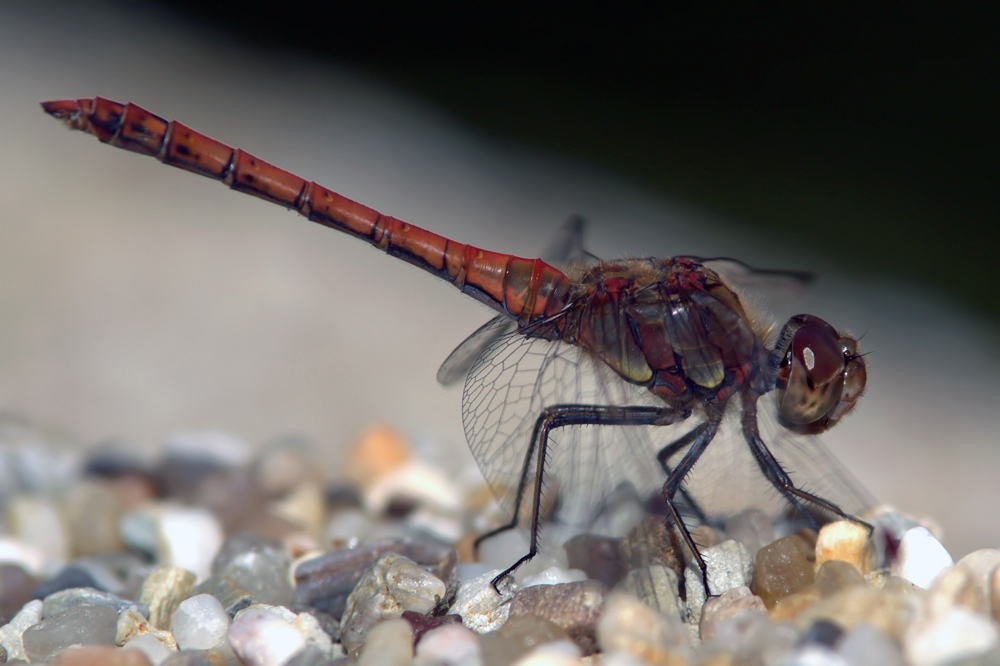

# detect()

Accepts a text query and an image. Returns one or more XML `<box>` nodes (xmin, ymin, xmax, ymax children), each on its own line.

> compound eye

<box><xmin>776</xmin><ymin>324</ymin><xmax>846</xmax><ymax>426</ymax></box>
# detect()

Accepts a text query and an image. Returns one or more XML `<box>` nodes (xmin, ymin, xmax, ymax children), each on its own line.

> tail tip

<box><xmin>40</xmin><ymin>99</ymin><xmax>81</xmax><ymax>120</ymax></box>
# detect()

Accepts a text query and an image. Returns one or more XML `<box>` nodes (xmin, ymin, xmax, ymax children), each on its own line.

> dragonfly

<box><xmin>42</xmin><ymin>96</ymin><xmax>873</xmax><ymax>596</ymax></box>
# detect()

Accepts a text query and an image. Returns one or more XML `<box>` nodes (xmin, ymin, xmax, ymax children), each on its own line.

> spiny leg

<box><xmin>483</xmin><ymin>403</ymin><xmax>681</xmax><ymax>592</ymax></box>
<box><xmin>655</xmin><ymin>429</ymin><xmax>711</xmax><ymax>526</ymax></box>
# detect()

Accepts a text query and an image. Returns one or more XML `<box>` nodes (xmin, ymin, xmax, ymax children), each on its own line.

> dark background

<box><xmin>154</xmin><ymin>1</ymin><xmax>999</xmax><ymax>321</ymax></box>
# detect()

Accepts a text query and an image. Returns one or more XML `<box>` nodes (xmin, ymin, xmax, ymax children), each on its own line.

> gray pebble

<box><xmin>42</xmin><ymin>587</ymin><xmax>138</xmax><ymax>619</ymax></box>
<box><xmin>683</xmin><ymin>539</ymin><xmax>754</xmax><ymax>623</ymax></box>
<box><xmin>21</xmin><ymin>605</ymin><xmax>118</xmax><ymax>662</ymax></box>
<box><xmin>508</xmin><ymin>580</ymin><xmax>608</xmax><ymax>655</ymax></box>
<box><xmin>189</xmin><ymin>575</ymin><xmax>256</xmax><ymax>618</ymax></box>
<box><xmin>449</xmin><ymin>570</ymin><xmax>514</xmax><ymax>634</ymax></box>
<box><xmin>0</xmin><ymin>599</ymin><xmax>42</xmax><ymax>661</ymax></box>
<box><xmin>615</xmin><ymin>565</ymin><xmax>682</xmax><ymax>620</ymax></box>
<box><xmin>212</xmin><ymin>533</ymin><xmax>293</xmax><ymax>607</ymax></box>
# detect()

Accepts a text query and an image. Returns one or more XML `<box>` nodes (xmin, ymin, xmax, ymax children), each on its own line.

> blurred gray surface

<box><xmin>1</xmin><ymin>3</ymin><xmax>998</xmax><ymax>557</ymax></box>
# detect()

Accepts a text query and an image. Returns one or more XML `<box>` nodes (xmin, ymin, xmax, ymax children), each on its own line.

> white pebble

<box><xmin>838</xmin><ymin>622</ymin><xmax>905</xmax><ymax>666</ymax></box>
<box><xmin>414</xmin><ymin>624</ymin><xmax>481</xmax><ymax>666</ymax></box>
<box><xmin>5</xmin><ymin>496</ymin><xmax>69</xmax><ymax>566</ymax></box>
<box><xmin>360</xmin><ymin>618</ymin><xmax>414</xmax><ymax>666</ymax></box>
<box><xmin>904</xmin><ymin>606</ymin><xmax>998</xmax><ymax>666</ymax></box>
<box><xmin>228</xmin><ymin>608</ymin><xmax>307</xmax><ymax>666</ymax></box>
<box><xmin>0</xmin><ymin>599</ymin><xmax>43</xmax><ymax>661</ymax></box>
<box><xmin>451</xmin><ymin>570</ymin><xmax>515</xmax><ymax>634</ymax></box>
<box><xmin>891</xmin><ymin>527</ymin><xmax>953</xmax><ymax>589</ymax></box>
<box><xmin>0</xmin><ymin>536</ymin><xmax>47</xmax><ymax>577</ymax></box>
<box><xmin>121</xmin><ymin>504</ymin><xmax>224</xmax><ymax>581</ymax></box>
<box><xmin>364</xmin><ymin>459</ymin><xmax>463</xmax><ymax>514</ymax></box>
<box><xmin>521</xmin><ymin>567</ymin><xmax>588</xmax><ymax>588</ymax></box>
<box><xmin>171</xmin><ymin>593</ymin><xmax>230</xmax><ymax>650</ymax></box>
<box><xmin>124</xmin><ymin>632</ymin><xmax>176</xmax><ymax>666</ymax></box>
<box><xmin>511</xmin><ymin>640</ymin><xmax>582</xmax><ymax>666</ymax></box>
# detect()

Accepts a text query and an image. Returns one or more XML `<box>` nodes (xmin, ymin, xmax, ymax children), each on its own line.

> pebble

<box><xmin>815</xmin><ymin>561</ymin><xmax>866</xmax><ymax>598</ymax></box>
<box><xmin>345</xmin><ymin>425</ymin><xmax>412</xmax><ymax>490</ymax></box>
<box><xmin>160</xmin><ymin>649</ymin><xmax>228</xmax><ymax>666</ymax></box>
<box><xmin>703</xmin><ymin>610</ymin><xmax>797</xmax><ymax>665</ymax></box>
<box><xmin>116</xmin><ymin>605</ymin><xmax>178</xmax><ymax>650</ymax></box>
<box><xmin>139</xmin><ymin>566</ymin><xmax>197</xmax><ymax>630</ymax></box>
<box><xmin>684</xmin><ymin>540</ymin><xmax>754</xmax><ymax>622</ymax></box>
<box><xmin>415</xmin><ymin>623</ymin><xmax>482</xmax><ymax>666</ymax></box>
<box><xmin>62</xmin><ymin>480</ymin><xmax>126</xmax><ymax>556</ymax></box>
<box><xmin>227</xmin><ymin>607</ymin><xmax>307</xmax><ymax>666</ymax></box>
<box><xmin>124</xmin><ymin>633</ymin><xmax>176</xmax><ymax>666</ymax></box>
<box><xmin>799</xmin><ymin>618</ymin><xmax>845</xmax><ymax>647</ymax></box>
<box><xmin>21</xmin><ymin>605</ymin><xmax>118</xmax><ymax>662</ymax></box>
<box><xmin>357</xmin><ymin>618</ymin><xmax>413</xmax><ymax>666</ymax></box>
<box><xmin>50</xmin><ymin>645</ymin><xmax>154</xmax><ymax>666</ymax></box>
<box><xmin>322</xmin><ymin>508</ymin><xmax>371</xmax><ymax>549</ymax></box>
<box><xmin>614</xmin><ymin>565</ymin><xmax>682</xmax><ymax>620</ymax></box>
<box><xmin>904</xmin><ymin>606</ymin><xmax>998</xmax><ymax>666</ymax></box>
<box><xmin>521</xmin><ymin>567</ymin><xmax>588</xmax><ymax>589</ymax></box>
<box><xmin>0</xmin><ymin>539</ymin><xmax>46</xmax><ymax>579</ymax></box>
<box><xmin>171</xmin><ymin>594</ymin><xmax>230</xmax><ymax>650</ymax></box>
<box><xmin>234</xmin><ymin>604</ymin><xmax>334</xmax><ymax>659</ymax></box>
<box><xmin>340</xmin><ymin>553</ymin><xmax>447</xmax><ymax>656</ymax></box>
<box><xmin>450</xmin><ymin>569</ymin><xmax>515</xmax><ymax>634</ymax></box>
<box><xmin>189</xmin><ymin>575</ymin><xmax>256</xmax><ymax>617</ymax></box>
<box><xmin>0</xmin><ymin>565</ymin><xmax>37</xmax><ymax>625</ymax></box>
<box><xmin>253</xmin><ymin>436</ymin><xmax>318</xmax><ymax>497</ymax></box>
<box><xmin>400</xmin><ymin>610</ymin><xmax>462</xmax><ymax>645</ymax></box>
<box><xmin>121</xmin><ymin>506</ymin><xmax>224</xmax><ymax>581</ymax></box>
<box><xmin>838</xmin><ymin>622</ymin><xmax>905</xmax><ymax>666</ymax></box>
<box><xmin>924</xmin><ymin>565</ymin><xmax>988</xmax><ymax>616</ymax></box>
<box><xmin>618</xmin><ymin>516</ymin><xmax>684</xmax><ymax>575</ymax></box>
<box><xmin>815</xmin><ymin>521</ymin><xmax>875</xmax><ymax>576</ymax></box>
<box><xmin>753</xmin><ymin>533</ymin><xmax>816</xmax><ymax>608</ymax></box>
<box><xmin>213</xmin><ymin>533</ymin><xmax>293</xmax><ymax>607</ymax></box>
<box><xmin>508</xmin><ymin>580</ymin><xmax>607</xmax><ymax>655</ymax></box>
<box><xmin>365</xmin><ymin>459</ymin><xmax>464</xmax><ymax>516</ymax></box>
<box><xmin>34</xmin><ymin>566</ymin><xmax>104</xmax><ymax>599</ymax></box>
<box><xmin>892</xmin><ymin>527</ymin><xmax>954</xmax><ymax>589</ymax></box>
<box><xmin>562</xmin><ymin>535</ymin><xmax>624</xmax><ymax>589</ymax></box>
<box><xmin>791</xmin><ymin>583</ymin><xmax>919</xmax><ymax>641</ymax></box>
<box><xmin>270</xmin><ymin>481</ymin><xmax>326</xmax><ymax>536</ymax></box>
<box><xmin>0</xmin><ymin>599</ymin><xmax>42</xmax><ymax>661</ymax></box>
<box><xmin>42</xmin><ymin>587</ymin><xmax>137</xmax><ymax>618</ymax></box>
<box><xmin>957</xmin><ymin>550</ymin><xmax>1000</xmax><ymax>586</ymax></box>
<box><xmin>5</xmin><ymin>495</ymin><xmax>70</xmax><ymax>566</ymax></box>
<box><xmin>779</xmin><ymin>645</ymin><xmax>849</xmax><ymax>666</ymax></box>
<box><xmin>699</xmin><ymin>586</ymin><xmax>767</xmax><ymax>641</ymax></box>
<box><xmin>509</xmin><ymin>640</ymin><xmax>582</xmax><ymax>666</ymax></box>
<box><xmin>724</xmin><ymin>508</ymin><xmax>776</xmax><ymax>559</ymax></box>
<box><xmin>597</xmin><ymin>590</ymin><xmax>689</xmax><ymax>664</ymax></box>
<box><xmin>193</xmin><ymin>468</ymin><xmax>268</xmax><ymax>536</ymax></box>
<box><xmin>479</xmin><ymin>614</ymin><xmax>568</xmax><ymax>665</ymax></box>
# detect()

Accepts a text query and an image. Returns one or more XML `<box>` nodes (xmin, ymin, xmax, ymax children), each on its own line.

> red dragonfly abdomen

<box><xmin>41</xmin><ymin>97</ymin><xmax>572</xmax><ymax>327</ymax></box>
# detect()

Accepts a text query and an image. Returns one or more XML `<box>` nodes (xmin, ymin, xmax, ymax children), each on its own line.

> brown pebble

<box><xmin>564</xmin><ymin>534</ymin><xmax>625</xmax><ymax>588</ymax></box>
<box><xmin>700</xmin><ymin>586</ymin><xmax>767</xmax><ymax>641</ymax></box>
<box><xmin>138</xmin><ymin>566</ymin><xmax>197</xmax><ymax>630</ymax></box>
<box><xmin>51</xmin><ymin>645</ymin><xmax>152</xmax><ymax>666</ymax></box>
<box><xmin>596</xmin><ymin>591</ymin><xmax>689</xmax><ymax>666</ymax></box>
<box><xmin>0</xmin><ymin>564</ymin><xmax>38</xmax><ymax>625</ymax></box>
<box><xmin>619</xmin><ymin>516</ymin><xmax>684</xmax><ymax>578</ymax></box>
<box><xmin>926</xmin><ymin>565</ymin><xmax>987</xmax><ymax>615</ymax></box>
<box><xmin>814</xmin><ymin>521</ymin><xmax>875</xmax><ymax>574</ymax></box>
<box><xmin>480</xmin><ymin>614</ymin><xmax>571</xmax><ymax>665</ymax></box>
<box><xmin>793</xmin><ymin>584</ymin><xmax>918</xmax><ymax>640</ymax></box>
<box><xmin>815</xmin><ymin>560</ymin><xmax>866</xmax><ymax>597</ymax></box>
<box><xmin>345</xmin><ymin>425</ymin><xmax>411</xmax><ymax>489</ymax></box>
<box><xmin>753</xmin><ymin>534</ymin><xmax>816</xmax><ymax>608</ymax></box>
<box><xmin>508</xmin><ymin>581</ymin><xmax>607</xmax><ymax>655</ymax></box>
<box><xmin>768</xmin><ymin>585</ymin><xmax>822</xmax><ymax>622</ymax></box>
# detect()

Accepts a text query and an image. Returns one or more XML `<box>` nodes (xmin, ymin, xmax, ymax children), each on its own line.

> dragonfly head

<box><xmin>773</xmin><ymin>315</ymin><xmax>867</xmax><ymax>434</ymax></box>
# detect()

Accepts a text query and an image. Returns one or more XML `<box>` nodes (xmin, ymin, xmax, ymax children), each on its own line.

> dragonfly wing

<box><xmin>541</xmin><ymin>215</ymin><xmax>597</xmax><ymax>266</ymax></box>
<box><xmin>437</xmin><ymin>316</ymin><xmax>515</xmax><ymax>386</ymax></box>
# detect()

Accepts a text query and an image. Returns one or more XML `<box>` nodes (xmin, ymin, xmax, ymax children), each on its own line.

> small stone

<box><xmin>189</xmin><ymin>575</ymin><xmax>256</xmax><ymax>617</ymax></box>
<box><xmin>139</xmin><ymin>566</ymin><xmax>197</xmax><ymax>630</ymax></box>
<box><xmin>563</xmin><ymin>534</ymin><xmax>625</xmax><ymax>589</ymax></box>
<box><xmin>522</xmin><ymin>567</ymin><xmax>588</xmax><ymax>589</ymax></box>
<box><xmin>365</xmin><ymin>460</ymin><xmax>464</xmax><ymax>516</ymax></box>
<box><xmin>704</xmin><ymin>610</ymin><xmax>796</xmax><ymax>665</ymax></box>
<box><xmin>450</xmin><ymin>570</ymin><xmax>515</xmax><ymax>634</ymax></box>
<box><xmin>5</xmin><ymin>495</ymin><xmax>70</xmax><ymax>565</ymax></box>
<box><xmin>22</xmin><ymin>605</ymin><xmax>118</xmax><ymax>662</ymax></box>
<box><xmin>925</xmin><ymin>565</ymin><xmax>988</xmax><ymax>616</ymax></box>
<box><xmin>42</xmin><ymin>587</ymin><xmax>137</xmax><ymax>618</ymax></box>
<box><xmin>70</xmin><ymin>558</ymin><xmax>131</xmax><ymax>597</ymax></box>
<box><xmin>0</xmin><ymin>565</ymin><xmax>37</xmax><ymax>625</ymax></box>
<box><xmin>340</xmin><ymin>553</ymin><xmax>447</xmax><ymax>656</ymax></box>
<box><xmin>34</xmin><ymin>566</ymin><xmax>103</xmax><ymax>599</ymax></box>
<box><xmin>345</xmin><ymin>425</ymin><xmax>411</xmax><ymax>491</ymax></box>
<box><xmin>838</xmin><ymin>622</ymin><xmax>904</xmax><ymax>666</ymax></box>
<box><xmin>799</xmin><ymin>618</ymin><xmax>845</xmax><ymax>647</ymax></box>
<box><xmin>508</xmin><ymin>580</ymin><xmax>607</xmax><ymax>655</ymax></box>
<box><xmin>400</xmin><ymin>610</ymin><xmax>462</xmax><ymax>646</ymax></box>
<box><xmin>725</xmin><ymin>508</ymin><xmax>776</xmax><ymax>559</ymax></box>
<box><xmin>699</xmin><ymin>586</ymin><xmax>766</xmax><ymax>641</ymax></box>
<box><xmin>283</xmin><ymin>646</ymin><xmax>340</xmax><ymax>666</ymax></box>
<box><xmin>479</xmin><ymin>614</ymin><xmax>568</xmax><ymax>665</ymax></box>
<box><xmin>322</xmin><ymin>508</ymin><xmax>371</xmax><ymax>550</ymax></box>
<box><xmin>227</xmin><ymin>607</ymin><xmax>306</xmax><ymax>666</ymax></box>
<box><xmin>0</xmin><ymin>599</ymin><xmax>43</xmax><ymax>661</ymax></box>
<box><xmin>160</xmin><ymin>649</ymin><xmax>228</xmax><ymax>666</ymax></box>
<box><xmin>156</xmin><ymin>432</ymin><xmax>249</xmax><ymax>500</ymax></box>
<box><xmin>768</xmin><ymin>586</ymin><xmax>823</xmax><ymax>622</ymax></box>
<box><xmin>51</xmin><ymin>645</ymin><xmax>153</xmax><ymax>666</ymax></box>
<box><xmin>793</xmin><ymin>584</ymin><xmax>919</xmax><ymax>641</ymax></box>
<box><xmin>904</xmin><ymin>606</ymin><xmax>998</xmax><ymax>666</ymax></box>
<box><xmin>618</xmin><ymin>517</ymin><xmax>683</xmax><ymax>576</ymax></box>
<box><xmin>684</xmin><ymin>540</ymin><xmax>755</xmax><ymax>623</ymax></box>
<box><xmin>597</xmin><ymin>590</ymin><xmax>689</xmax><ymax>664</ymax></box>
<box><xmin>357</xmin><ymin>618</ymin><xmax>413</xmax><ymax>666</ymax></box>
<box><xmin>415</xmin><ymin>623</ymin><xmax>482</xmax><ymax>666</ymax></box>
<box><xmin>892</xmin><ymin>527</ymin><xmax>953</xmax><ymax>589</ymax></box>
<box><xmin>815</xmin><ymin>560</ymin><xmax>866</xmax><ymax>598</ymax></box>
<box><xmin>233</xmin><ymin>604</ymin><xmax>333</xmax><ymax>659</ymax></box>
<box><xmin>293</xmin><ymin>537</ymin><xmax>457</xmax><ymax>619</ymax></box>
<box><xmin>815</xmin><ymin>521</ymin><xmax>875</xmax><ymax>575</ymax></box>
<box><xmin>213</xmin><ymin>533</ymin><xmax>293</xmax><ymax>607</ymax></box>
<box><xmin>124</xmin><ymin>633</ymin><xmax>176</xmax><ymax>666</ymax></box>
<box><xmin>121</xmin><ymin>506</ymin><xmax>224</xmax><ymax>582</ymax></box>
<box><xmin>753</xmin><ymin>533</ymin><xmax>816</xmax><ymax>609</ymax></box>
<box><xmin>270</xmin><ymin>482</ymin><xmax>326</xmax><ymax>536</ymax></box>
<box><xmin>957</xmin><ymin>550</ymin><xmax>1000</xmax><ymax>588</ymax></box>
<box><xmin>116</xmin><ymin>605</ymin><xmax>178</xmax><ymax>650</ymax></box>
<box><xmin>193</xmin><ymin>468</ymin><xmax>268</xmax><ymax>535</ymax></box>
<box><xmin>63</xmin><ymin>480</ymin><xmax>126</xmax><ymax>556</ymax></box>
<box><xmin>778</xmin><ymin>645</ymin><xmax>847</xmax><ymax>666</ymax></box>
<box><xmin>171</xmin><ymin>594</ymin><xmax>230</xmax><ymax>650</ymax></box>
<box><xmin>614</xmin><ymin>566</ymin><xmax>681</xmax><ymax>620</ymax></box>
<box><xmin>0</xmin><ymin>538</ymin><xmax>47</xmax><ymax>579</ymax></box>
<box><xmin>253</xmin><ymin>436</ymin><xmax>318</xmax><ymax>497</ymax></box>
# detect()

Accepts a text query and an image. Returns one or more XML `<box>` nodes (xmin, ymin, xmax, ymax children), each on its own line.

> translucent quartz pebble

<box><xmin>450</xmin><ymin>570</ymin><xmax>515</xmax><ymax>634</ymax></box>
<box><xmin>43</xmin><ymin>587</ymin><xmax>137</xmax><ymax>618</ymax></box>
<box><xmin>614</xmin><ymin>565</ymin><xmax>681</xmax><ymax>620</ymax></box>
<box><xmin>139</xmin><ymin>566</ymin><xmax>197</xmax><ymax>630</ymax></box>
<box><xmin>724</xmin><ymin>508</ymin><xmax>776</xmax><ymax>559</ymax></box>
<box><xmin>815</xmin><ymin>560</ymin><xmax>866</xmax><ymax>598</ymax></box>
<box><xmin>227</xmin><ymin>608</ymin><xmax>306</xmax><ymax>666</ymax></box>
<box><xmin>171</xmin><ymin>594</ymin><xmax>230</xmax><ymax>650</ymax></box>
<box><xmin>212</xmin><ymin>533</ymin><xmax>293</xmax><ymax>607</ymax></box>
<box><xmin>838</xmin><ymin>622</ymin><xmax>905</xmax><ymax>666</ymax></box>
<box><xmin>521</xmin><ymin>567</ymin><xmax>588</xmax><ymax>589</ymax></box>
<box><xmin>892</xmin><ymin>527</ymin><xmax>954</xmax><ymax>589</ymax></box>
<box><xmin>188</xmin><ymin>575</ymin><xmax>255</xmax><ymax>618</ymax></box>
<box><xmin>232</xmin><ymin>604</ymin><xmax>332</xmax><ymax>660</ymax></box>
<box><xmin>815</xmin><ymin>521</ymin><xmax>876</xmax><ymax>575</ymax></box>
<box><xmin>753</xmin><ymin>534</ymin><xmax>815</xmax><ymax>608</ymax></box>
<box><xmin>124</xmin><ymin>633</ymin><xmax>176</xmax><ymax>666</ymax></box>
<box><xmin>22</xmin><ymin>605</ymin><xmax>118</xmax><ymax>662</ymax></box>
<box><xmin>508</xmin><ymin>580</ymin><xmax>608</xmax><ymax>655</ymax></box>
<box><xmin>479</xmin><ymin>614</ymin><xmax>568</xmax><ymax>665</ymax></box>
<box><xmin>596</xmin><ymin>590</ymin><xmax>689</xmax><ymax>664</ymax></box>
<box><xmin>340</xmin><ymin>553</ymin><xmax>447</xmax><ymax>656</ymax></box>
<box><xmin>0</xmin><ymin>599</ymin><xmax>43</xmax><ymax>661</ymax></box>
<box><xmin>699</xmin><ymin>586</ymin><xmax>766</xmax><ymax>641</ymax></box>
<box><xmin>684</xmin><ymin>540</ymin><xmax>754</xmax><ymax>622</ymax></box>
<box><xmin>356</xmin><ymin>618</ymin><xmax>413</xmax><ymax>666</ymax></box>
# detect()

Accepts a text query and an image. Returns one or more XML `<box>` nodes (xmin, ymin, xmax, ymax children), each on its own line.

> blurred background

<box><xmin>1</xmin><ymin>2</ymin><xmax>997</xmax><ymax>556</ymax></box>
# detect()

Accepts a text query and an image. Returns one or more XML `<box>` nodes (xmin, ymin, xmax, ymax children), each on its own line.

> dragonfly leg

<box><xmin>660</xmin><ymin>416</ymin><xmax>723</xmax><ymax>599</ymax></box>
<box><xmin>655</xmin><ymin>429</ymin><xmax>711</xmax><ymax>526</ymax></box>
<box><xmin>741</xmin><ymin>399</ymin><xmax>873</xmax><ymax>535</ymax></box>
<box><xmin>485</xmin><ymin>403</ymin><xmax>671</xmax><ymax>593</ymax></box>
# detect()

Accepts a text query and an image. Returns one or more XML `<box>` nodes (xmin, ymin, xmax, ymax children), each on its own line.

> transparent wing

<box><xmin>437</xmin><ymin>316</ymin><xmax>515</xmax><ymax>386</ymax></box>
